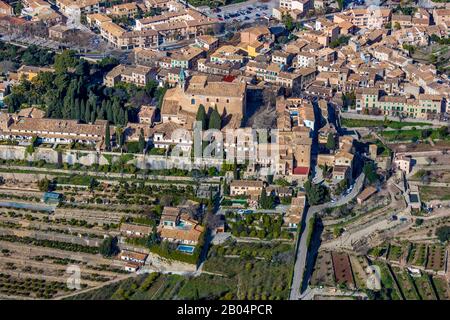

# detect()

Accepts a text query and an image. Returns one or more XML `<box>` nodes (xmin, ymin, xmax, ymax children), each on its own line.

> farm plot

<box><xmin>331</xmin><ymin>252</ymin><xmax>355</xmax><ymax>290</ymax></box>
<box><xmin>425</xmin><ymin>244</ymin><xmax>446</xmax><ymax>272</ymax></box>
<box><xmin>0</xmin><ymin>272</ymin><xmax>74</xmax><ymax>299</ymax></box>
<box><xmin>311</xmin><ymin>251</ymin><xmax>335</xmax><ymax>287</ymax></box>
<box><xmin>0</xmin><ymin>238</ymin><xmax>127</xmax><ymax>299</ymax></box>
<box><xmin>413</xmin><ymin>275</ymin><xmax>438</xmax><ymax>300</ymax></box>
<box><xmin>372</xmin><ymin>261</ymin><xmax>402</xmax><ymax>300</ymax></box>
<box><xmin>431</xmin><ymin>276</ymin><xmax>450</xmax><ymax>300</ymax></box>
<box><xmin>391</xmin><ymin>267</ymin><xmax>420</xmax><ymax>300</ymax></box>
<box><xmin>349</xmin><ymin>255</ymin><xmax>368</xmax><ymax>289</ymax></box>
<box><xmin>387</xmin><ymin>244</ymin><xmax>404</xmax><ymax>262</ymax></box>
<box><xmin>407</xmin><ymin>243</ymin><xmax>427</xmax><ymax>267</ymax></box>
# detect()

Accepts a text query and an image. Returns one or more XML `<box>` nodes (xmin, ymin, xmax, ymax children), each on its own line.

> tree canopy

<box><xmin>436</xmin><ymin>226</ymin><xmax>450</xmax><ymax>243</ymax></box>
<box><xmin>260</xmin><ymin>188</ymin><xmax>275</xmax><ymax>209</ymax></box>
<box><xmin>196</xmin><ymin>104</ymin><xmax>207</xmax><ymax>130</ymax></box>
<box><xmin>326</xmin><ymin>133</ymin><xmax>336</xmax><ymax>150</ymax></box>
<box><xmin>139</xmin><ymin>128</ymin><xmax>146</xmax><ymax>153</ymax></box>
<box><xmin>208</xmin><ymin>107</ymin><xmax>221</xmax><ymax>130</ymax></box>
<box><xmin>4</xmin><ymin>49</ymin><xmax>165</xmax><ymax>127</ymax></box>
<box><xmin>99</xmin><ymin>236</ymin><xmax>119</xmax><ymax>257</ymax></box>
<box><xmin>363</xmin><ymin>161</ymin><xmax>378</xmax><ymax>184</ymax></box>
<box><xmin>304</xmin><ymin>181</ymin><xmax>330</xmax><ymax>205</ymax></box>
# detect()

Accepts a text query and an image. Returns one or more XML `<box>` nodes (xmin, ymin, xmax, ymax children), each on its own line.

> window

<box><xmin>191</xmin><ymin>98</ymin><xmax>195</xmax><ymax>105</ymax></box>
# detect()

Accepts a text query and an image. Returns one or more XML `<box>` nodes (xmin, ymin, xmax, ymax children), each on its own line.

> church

<box><xmin>160</xmin><ymin>70</ymin><xmax>247</xmax><ymax>130</ymax></box>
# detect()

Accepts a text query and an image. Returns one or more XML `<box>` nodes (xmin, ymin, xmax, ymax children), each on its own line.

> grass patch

<box><xmin>419</xmin><ymin>186</ymin><xmax>450</xmax><ymax>202</ymax></box>
<box><xmin>341</xmin><ymin>118</ymin><xmax>431</xmax><ymax>129</ymax></box>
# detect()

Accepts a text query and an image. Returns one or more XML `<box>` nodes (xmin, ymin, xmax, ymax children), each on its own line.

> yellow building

<box><xmin>17</xmin><ymin>65</ymin><xmax>55</xmax><ymax>81</ymax></box>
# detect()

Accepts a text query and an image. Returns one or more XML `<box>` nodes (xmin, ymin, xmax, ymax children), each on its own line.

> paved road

<box><xmin>289</xmin><ymin>173</ymin><xmax>365</xmax><ymax>300</ymax></box>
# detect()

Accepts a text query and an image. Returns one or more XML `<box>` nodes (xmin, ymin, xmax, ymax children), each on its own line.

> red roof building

<box><xmin>222</xmin><ymin>75</ymin><xmax>236</xmax><ymax>82</ymax></box>
<box><xmin>292</xmin><ymin>166</ymin><xmax>309</xmax><ymax>176</ymax></box>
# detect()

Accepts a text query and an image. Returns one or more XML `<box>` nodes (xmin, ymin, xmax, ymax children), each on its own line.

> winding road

<box><xmin>289</xmin><ymin>173</ymin><xmax>365</xmax><ymax>300</ymax></box>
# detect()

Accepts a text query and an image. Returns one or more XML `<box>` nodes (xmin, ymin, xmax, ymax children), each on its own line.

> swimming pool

<box><xmin>177</xmin><ymin>245</ymin><xmax>195</xmax><ymax>254</ymax></box>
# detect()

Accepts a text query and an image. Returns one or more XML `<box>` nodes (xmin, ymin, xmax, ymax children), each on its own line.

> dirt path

<box><xmin>54</xmin><ymin>273</ymin><xmax>135</xmax><ymax>300</ymax></box>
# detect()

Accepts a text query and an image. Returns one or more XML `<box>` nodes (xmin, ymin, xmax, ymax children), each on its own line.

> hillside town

<box><xmin>0</xmin><ymin>0</ymin><xmax>449</xmax><ymax>302</ymax></box>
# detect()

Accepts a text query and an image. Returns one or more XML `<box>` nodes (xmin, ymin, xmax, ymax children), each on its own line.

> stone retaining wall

<box><xmin>0</xmin><ymin>145</ymin><xmax>223</xmax><ymax>170</ymax></box>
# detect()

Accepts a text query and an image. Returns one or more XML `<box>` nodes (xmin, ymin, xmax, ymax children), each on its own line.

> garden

<box><xmin>225</xmin><ymin>211</ymin><xmax>292</xmax><ymax>240</ymax></box>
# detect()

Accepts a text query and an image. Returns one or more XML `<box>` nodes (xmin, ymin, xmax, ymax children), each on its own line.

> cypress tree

<box><xmin>208</xmin><ymin>106</ymin><xmax>221</xmax><ymax>130</ymax></box>
<box><xmin>260</xmin><ymin>187</ymin><xmax>269</xmax><ymax>209</ymax></box>
<box><xmin>124</xmin><ymin>108</ymin><xmax>128</xmax><ymax>125</ymax></box>
<box><xmin>105</xmin><ymin>124</ymin><xmax>111</xmax><ymax>151</ymax></box>
<box><xmin>85</xmin><ymin>102</ymin><xmax>91</xmax><ymax>124</ymax></box>
<box><xmin>74</xmin><ymin>98</ymin><xmax>80</xmax><ymax>120</ymax></box>
<box><xmin>116</xmin><ymin>127</ymin><xmax>124</xmax><ymax>148</ymax></box>
<box><xmin>90</xmin><ymin>109</ymin><xmax>96</xmax><ymax>124</ymax></box>
<box><xmin>80</xmin><ymin>100</ymin><xmax>86</xmax><ymax>122</ymax></box>
<box><xmin>106</xmin><ymin>101</ymin><xmax>113</xmax><ymax>123</ymax></box>
<box><xmin>138</xmin><ymin>128</ymin><xmax>146</xmax><ymax>153</ymax></box>
<box><xmin>117</xmin><ymin>108</ymin><xmax>124</xmax><ymax>126</ymax></box>
<box><xmin>112</xmin><ymin>99</ymin><xmax>120</xmax><ymax>124</ymax></box>
<box><xmin>196</xmin><ymin>104</ymin><xmax>207</xmax><ymax>130</ymax></box>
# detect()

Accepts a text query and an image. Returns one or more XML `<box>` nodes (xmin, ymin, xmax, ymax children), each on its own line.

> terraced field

<box><xmin>372</xmin><ymin>261</ymin><xmax>402</xmax><ymax>300</ymax></box>
<box><xmin>392</xmin><ymin>267</ymin><xmax>420</xmax><ymax>300</ymax></box>
<box><xmin>426</xmin><ymin>245</ymin><xmax>446</xmax><ymax>272</ymax></box>
<box><xmin>387</xmin><ymin>244</ymin><xmax>404</xmax><ymax>262</ymax></box>
<box><xmin>432</xmin><ymin>276</ymin><xmax>450</xmax><ymax>300</ymax></box>
<box><xmin>413</xmin><ymin>275</ymin><xmax>438</xmax><ymax>300</ymax></box>
<box><xmin>407</xmin><ymin>243</ymin><xmax>427</xmax><ymax>267</ymax></box>
<box><xmin>311</xmin><ymin>251</ymin><xmax>335</xmax><ymax>288</ymax></box>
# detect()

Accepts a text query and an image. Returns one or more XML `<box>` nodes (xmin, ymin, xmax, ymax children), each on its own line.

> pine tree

<box><xmin>208</xmin><ymin>106</ymin><xmax>221</xmax><ymax>130</ymax></box>
<box><xmin>196</xmin><ymin>104</ymin><xmax>207</xmax><ymax>130</ymax></box>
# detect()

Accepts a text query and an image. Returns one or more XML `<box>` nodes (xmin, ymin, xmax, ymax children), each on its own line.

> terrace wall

<box><xmin>340</xmin><ymin>112</ymin><xmax>448</xmax><ymax>126</ymax></box>
<box><xmin>0</xmin><ymin>145</ymin><xmax>223</xmax><ymax>170</ymax></box>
